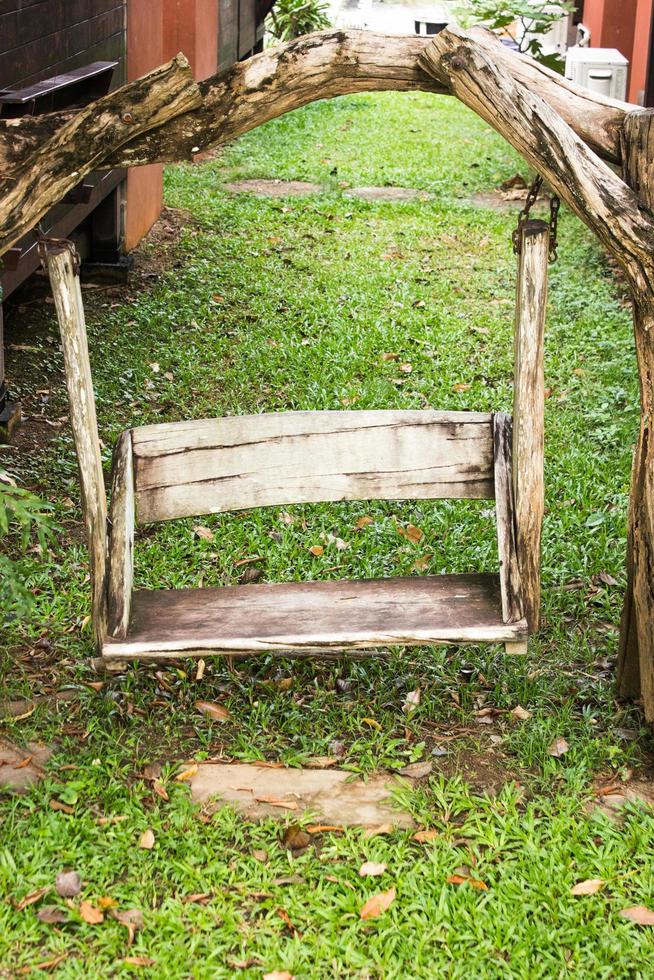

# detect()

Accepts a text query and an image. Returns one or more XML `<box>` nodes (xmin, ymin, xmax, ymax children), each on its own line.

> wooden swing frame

<box><xmin>3</xmin><ymin>24</ymin><xmax>654</xmax><ymax>713</ymax></box>
<box><xmin>45</xmin><ymin>213</ymin><xmax>548</xmax><ymax>667</ymax></box>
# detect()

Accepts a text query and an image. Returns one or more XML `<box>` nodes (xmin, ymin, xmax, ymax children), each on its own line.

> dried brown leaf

<box><xmin>570</xmin><ymin>878</ymin><xmax>604</xmax><ymax>896</ymax></box>
<box><xmin>619</xmin><ymin>905</ymin><xmax>654</xmax><ymax>925</ymax></box>
<box><xmin>359</xmin><ymin>861</ymin><xmax>387</xmax><ymax>877</ymax></box>
<box><xmin>263</xmin><ymin>972</ymin><xmax>295</xmax><ymax>980</ymax></box>
<box><xmin>176</xmin><ymin>763</ymin><xmax>199</xmax><ymax>782</ymax></box>
<box><xmin>447</xmin><ymin>874</ymin><xmax>488</xmax><ymax>890</ymax></box>
<box><xmin>193</xmin><ymin>525</ymin><xmax>214</xmax><ymax>541</ymax></box>
<box><xmin>452</xmin><ymin>383</ymin><xmax>471</xmax><ymax>392</ymax></box>
<box><xmin>254</xmin><ymin>795</ymin><xmax>298</xmax><ymax>810</ymax></box>
<box><xmin>79</xmin><ymin>900</ymin><xmax>104</xmax><ymax>924</ymax></box>
<box><xmin>511</xmin><ymin>705</ymin><xmax>532</xmax><ymax>721</ymax></box>
<box><xmin>50</xmin><ymin>800</ymin><xmax>74</xmax><ymax>814</ymax></box>
<box><xmin>412</xmin><ymin>829</ymin><xmax>439</xmax><ymax>843</ymax></box>
<box><xmin>547</xmin><ymin>736</ymin><xmax>570</xmax><ymax>758</ymax></box>
<box><xmin>123</xmin><ymin>957</ymin><xmax>155</xmax><ymax>967</ymax></box>
<box><xmin>153</xmin><ymin>780</ymin><xmax>169</xmax><ymax>801</ymax></box>
<box><xmin>363</xmin><ymin>823</ymin><xmax>394</xmax><ymax>838</ymax></box>
<box><xmin>16</xmin><ymin>886</ymin><xmax>49</xmax><ymax>911</ymax></box>
<box><xmin>195</xmin><ymin>700</ymin><xmax>231</xmax><ymax>721</ymax></box>
<box><xmin>16</xmin><ymin>953</ymin><xmax>68</xmax><ymax>974</ymax></box>
<box><xmin>306</xmin><ymin>824</ymin><xmax>344</xmax><ymax>834</ymax></box>
<box><xmin>36</xmin><ymin>905</ymin><xmax>68</xmax><ymax>924</ymax></box>
<box><xmin>139</xmin><ymin>828</ymin><xmax>155</xmax><ymax>850</ymax></box>
<box><xmin>308</xmin><ymin>545</ymin><xmax>324</xmax><ymax>556</ymax></box>
<box><xmin>354</xmin><ymin>515</ymin><xmax>374</xmax><ymax>530</ymax></box>
<box><xmin>360</xmin><ymin>887</ymin><xmax>396</xmax><ymax>919</ymax></box>
<box><xmin>399</xmin><ymin>760</ymin><xmax>432</xmax><ymax>778</ymax></box>
<box><xmin>282</xmin><ymin>825</ymin><xmax>311</xmax><ymax>850</ymax></box>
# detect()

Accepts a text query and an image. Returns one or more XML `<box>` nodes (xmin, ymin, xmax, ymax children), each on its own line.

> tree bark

<box><xmin>0</xmin><ymin>54</ymin><xmax>201</xmax><ymax>257</ymax></box>
<box><xmin>616</xmin><ymin>110</ymin><xmax>654</xmax><ymax>719</ymax></box>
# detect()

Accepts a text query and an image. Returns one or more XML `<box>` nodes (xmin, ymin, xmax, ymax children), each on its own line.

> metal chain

<box><xmin>512</xmin><ymin>174</ymin><xmax>560</xmax><ymax>263</ymax></box>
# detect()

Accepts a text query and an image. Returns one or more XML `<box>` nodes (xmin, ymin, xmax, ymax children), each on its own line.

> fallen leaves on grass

<box><xmin>282</xmin><ymin>825</ymin><xmax>311</xmax><ymax>850</ymax></box>
<box><xmin>176</xmin><ymin>763</ymin><xmax>198</xmax><ymax>782</ymax></box>
<box><xmin>254</xmin><ymin>795</ymin><xmax>298</xmax><ymax>811</ymax></box>
<box><xmin>123</xmin><ymin>957</ymin><xmax>155</xmax><ymax>967</ymax></box>
<box><xmin>152</xmin><ymin>780</ymin><xmax>169</xmax><ymax>801</ymax></box>
<box><xmin>399</xmin><ymin>761</ymin><xmax>432</xmax><ymax>778</ymax></box>
<box><xmin>16</xmin><ymin>886</ymin><xmax>49</xmax><ymax>910</ymax></box>
<box><xmin>361</xmin><ymin>717</ymin><xmax>381</xmax><ymax>730</ymax></box>
<box><xmin>277</xmin><ymin>907</ymin><xmax>301</xmax><ymax>937</ymax></box>
<box><xmin>452</xmin><ymin>383</ymin><xmax>471</xmax><ymax>392</ymax></box>
<box><xmin>364</xmin><ymin>823</ymin><xmax>394</xmax><ymax>838</ymax></box>
<box><xmin>412</xmin><ymin>829</ymin><xmax>439</xmax><ymax>843</ymax></box>
<box><xmin>17</xmin><ymin>953</ymin><xmax>68</xmax><ymax>974</ymax></box>
<box><xmin>263</xmin><ymin>972</ymin><xmax>295</xmax><ymax>980</ymax></box>
<box><xmin>193</xmin><ymin>525</ymin><xmax>214</xmax><ymax>542</ymax></box>
<box><xmin>359</xmin><ymin>861</ymin><xmax>387</xmax><ymax>877</ymax></box>
<box><xmin>50</xmin><ymin>800</ymin><xmax>74</xmax><ymax>814</ymax></box>
<box><xmin>195</xmin><ymin>700</ymin><xmax>231</xmax><ymax>722</ymax></box>
<box><xmin>304</xmin><ymin>756</ymin><xmax>338</xmax><ymax>769</ymax></box>
<box><xmin>447</xmin><ymin>874</ymin><xmax>488</xmax><ymax>891</ymax></box>
<box><xmin>79</xmin><ymin>900</ymin><xmax>104</xmax><ymax>924</ymax></box>
<box><xmin>619</xmin><ymin>906</ymin><xmax>654</xmax><ymax>925</ymax></box>
<box><xmin>110</xmin><ymin>908</ymin><xmax>144</xmax><ymax>945</ymax></box>
<box><xmin>570</xmin><ymin>879</ymin><xmax>604</xmax><ymax>896</ymax></box>
<box><xmin>37</xmin><ymin>905</ymin><xmax>68</xmax><ymax>924</ymax></box>
<box><xmin>403</xmin><ymin>688</ymin><xmax>420</xmax><ymax>714</ymax></box>
<box><xmin>511</xmin><ymin>705</ymin><xmax>532</xmax><ymax>721</ymax></box>
<box><xmin>308</xmin><ymin>545</ymin><xmax>324</xmax><ymax>556</ymax></box>
<box><xmin>306</xmin><ymin>824</ymin><xmax>344</xmax><ymax>834</ymax></box>
<box><xmin>397</xmin><ymin>523</ymin><xmax>423</xmax><ymax>543</ymax></box>
<box><xmin>547</xmin><ymin>737</ymin><xmax>570</xmax><ymax>758</ymax></box>
<box><xmin>139</xmin><ymin>829</ymin><xmax>155</xmax><ymax>850</ymax></box>
<box><xmin>360</xmin><ymin>887</ymin><xmax>396</xmax><ymax>919</ymax></box>
<box><xmin>252</xmin><ymin>849</ymin><xmax>269</xmax><ymax>863</ymax></box>
<box><xmin>354</xmin><ymin>515</ymin><xmax>374</xmax><ymax>529</ymax></box>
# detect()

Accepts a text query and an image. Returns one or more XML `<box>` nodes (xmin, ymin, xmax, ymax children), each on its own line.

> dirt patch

<box><xmin>0</xmin><ymin>739</ymin><xmax>53</xmax><ymax>793</ymax></box>
<box><xmin>469</xmin><ymin>191</ymin><xmax>549</xmax><ymax>211</ymax></box>
<box><xmin>222</xmin><ymin>179</ymin><xmax>431</xmax><ymax>202</ymax></box>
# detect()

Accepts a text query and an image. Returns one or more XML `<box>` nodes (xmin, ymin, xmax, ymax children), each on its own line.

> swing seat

<box><xmin>103</xmin><ymin>408</ymin><xmax>528</xmax><ymax>662</ymax></box>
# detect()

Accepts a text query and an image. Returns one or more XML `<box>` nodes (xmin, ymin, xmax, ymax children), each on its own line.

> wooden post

<box><xmin>107</xmin><ymin>430</ymin><xmax>134</xmax><ymax>639</ymax></box>
<box><xmin>513</xmin><ymin>219</ymin><xmax>549</xmax><ymax>632</ymax></box>
<box><xmin>616</xmin><ymin>109</ymin><xmax>654</xmax><ymax>718</ymax></box>
<box><xmin>45</xmin><ymin>242</ymin><xmax>107</xmax><ymax>649</ymax></box>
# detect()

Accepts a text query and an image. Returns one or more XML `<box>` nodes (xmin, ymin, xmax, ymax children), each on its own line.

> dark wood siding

<box><xmin>0</xmin><ymin>0</ymin><xmax>125</xmax><ymax>90</ymax></box>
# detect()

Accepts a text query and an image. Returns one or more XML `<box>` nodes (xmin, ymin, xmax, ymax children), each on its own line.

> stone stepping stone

<box><xmin>189</xmin><ymin>763</ymin><xmax>415</xmax><ymax>827</ymax></box>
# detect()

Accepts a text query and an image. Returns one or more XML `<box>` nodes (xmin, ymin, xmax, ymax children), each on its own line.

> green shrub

<box><xmin>0</xmin><ymin>470</ymin><xmax>54</xmax><ymax>619</ymax></box>
<box><xmin>459</xmin><ymin>0</ymin><xmax>575</xmax><ymax>71</ymax></box>
<box><xmin>266</xmin><ymin>0</ymin><xmax>330</xmax><ymax>43</ymax></box>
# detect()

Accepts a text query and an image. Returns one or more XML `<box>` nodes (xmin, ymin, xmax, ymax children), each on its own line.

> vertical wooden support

<box><xmin>45</xmin><ymin>242</ymin><xmax>107</xmax><ymax>649</ymax></box>
<box><xmin>107</xmin><ymin>430</ymin><xmax>134</xmax><ymax>639</ymax></box>
<box><xmin>617</xmin><ymin>109</ymin><xmax>654</xmax><ymax>718</ymax></box>
<box><xmin>513</xmin><ymin>219</ymin><xmax>549</xmax><ymax>633</ymax></box>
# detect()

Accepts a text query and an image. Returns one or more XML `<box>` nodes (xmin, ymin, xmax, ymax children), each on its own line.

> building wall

<box><xmin>125</xmin><ymin>0</ymin><xmax>164</xmax><ymax>251</ymax></box>
<box><xmin>0</xmin><ymin>0</ymin><xmax>125</xmax><ymax>89</ymax></box>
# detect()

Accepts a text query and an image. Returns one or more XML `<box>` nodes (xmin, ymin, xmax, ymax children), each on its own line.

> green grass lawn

<box><xmin>2</xmin><ymin>91</ymin><xmax>654</xmax><ymax>977</ymax></box>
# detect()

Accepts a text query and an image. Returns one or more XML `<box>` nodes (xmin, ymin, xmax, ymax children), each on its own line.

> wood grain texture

<box><xmin>107</xmin><ymin>429</ymin><xmax>134</xmax><ymax>639</ymax></box>
<box><xmin>0</xmin><ymin>53</ymin><xmax>201</xmax><ymax>257</ymax></box>
<box><xmin>131</xmin><ymin>410</ymin><xmax>495</xmax><ymax>524</ymax></box>
<box><xmin>616</xmin><ymin>109</ymin><xmax>654</xmax><ymax>720</ymax></box>
<box><xmin>513</xmin><ymin>220</ymin><xmax>548</xmax><ymax>631</ymax></box>
<box><xmin>102</xmin><ymin>573</ymin><xmax>528</xmax><ymax>659</ymax></box>
<box><xmin>46</xmin><ymin>242</ymin><xmax>107</xmax><ymax>648</ymax></box>
<box><xmin>493</xmin><ymin>412</ymin><xmax>524</xmax><ymax>625</ymax></box>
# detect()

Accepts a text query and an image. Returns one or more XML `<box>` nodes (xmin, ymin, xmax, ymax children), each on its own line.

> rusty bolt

<box><xmin>122</xmin><ymin>112</ymin><xmax>134</xmax><ymax>124</ymax></box>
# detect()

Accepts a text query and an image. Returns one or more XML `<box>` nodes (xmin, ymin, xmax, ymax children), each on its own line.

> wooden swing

<box><xmin>44</xmin><ymin>210</ymin><xmax>549</xmax><ymax>669</ymax></box>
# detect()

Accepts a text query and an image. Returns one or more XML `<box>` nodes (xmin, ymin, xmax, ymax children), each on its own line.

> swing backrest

<box><xmin>129</xmin><ymin>409</ymin><xmax>496</xmax><ymax>524</ymax></box>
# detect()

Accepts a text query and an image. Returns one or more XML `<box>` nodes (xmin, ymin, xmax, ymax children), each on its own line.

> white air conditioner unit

<box><xmin>565</xmin><ymin>46</ymin><xmax>629</xmax><ymax>101</ymax></box>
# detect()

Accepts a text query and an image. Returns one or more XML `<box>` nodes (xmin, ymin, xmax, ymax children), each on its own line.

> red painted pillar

<box><xmin>629</xmin><ymin>0</ymin><xmax>653</xmax><ymax>103</ymax></box>
<box><xmin>162</xmin><ymin>0</ymin><xmax>218</xmax><ymax>81</ymax></box>
<box><xmin>125</xmin><ymin>0</ymin><xmax>165</xmax><ymax>251</ymax></box>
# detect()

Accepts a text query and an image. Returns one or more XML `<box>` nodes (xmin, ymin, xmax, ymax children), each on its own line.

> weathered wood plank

<box><xmin>130</xmin><ymin>410</ymin><xmax>495</xmax><ymax>523</ymax></box>
<box><xmin>512</xmin><ymin>220</ymin><xmax>548</xmax><ymax>632</ymax></box>
<box><xmin>45</xmin><ymin>242</ymin><xmax>107</xmax><ymax>648</ymax></box>
<box><xmin>493</xmin><ymin>412</ymin><xmax>523</xmax><ymax>625</ymax></box>
<box><xmin>107</xmin><ymin>429</ymin><xmax>134</xmax><ymax>639</ymax></box>
<box><xmin>102</xmin><ymin>573</ymin><xmax>528</xmax><ymax>659</ymax></box>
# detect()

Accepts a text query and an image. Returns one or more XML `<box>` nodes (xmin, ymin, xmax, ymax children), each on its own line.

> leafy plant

<box><xmin>266</xmin><ymin>0</ymin><xmax>330</xmax><ymax>43</ymax></box>
<box><xmin>459</xmin><ymin>0</ymin><xmax>575</xmax><ymax>70</ymax></box>
<box><xmin>0</xmin><ymin>470</ymin><xmax>54</xmax><ymax>618</ymax></box>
